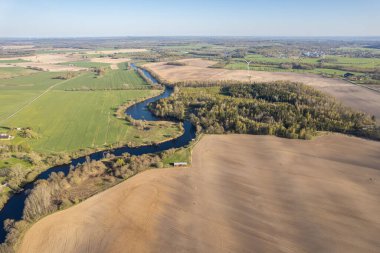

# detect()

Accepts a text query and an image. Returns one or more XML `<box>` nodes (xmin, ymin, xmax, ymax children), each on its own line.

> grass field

<box><xmin>0</xmin><ymin>71</ymin><xmax>64</xmax><ymax>90</ymax></box>
<box><xmin>0</xmin><ymin>64</ymin><xmax>181</xmax><ymax>153</ymax></box>
<box><xmin>225</xmin><ymin>62</ymin><xmax>363</xmax><ymax>75</ymax></box>
<box><xmin>59</xmin><ymin>61</ymin><xmax>111</xmax><ymax>68</ymax></box>
<box><xmin>0</xmin><ymin>90</ymin><xmax>42</xmax><ymax>120</ymax></box>
<box><xmin>0</xmin><ymin>59</ymin><xmax>29</xmax><ymax>63</ymax></box>
<box><xmin>232</xmin><ymin>54</ymin><xmax>380</xmax><ymax>67</ymax></box>
<box><xmin>2</xmin><ymin>90</ymin><xmax>181</xmax><ymax>152</ymax></box>
<box><xmin>0</xmin><ymin>157</ymin><xmax>31</xmax><ymax>170</ymax></box>
<box><xmin>224</xmin><ymin>54</ymin><xmax>380</xmax><ymax>75</ymax></box>
<box><xmin>0</xmin><ymin>67</ymin><xmax>38</xmax><ymax>79</ymax></box>
<box><xmin>162</xmin><ymin>147</ymin><xmax>191</xmax><ymax>166</ymax></box>
<box><xmin>56</xmin><ymin>69</ymin><xmax>149</xmax><ymax>90</ymax></box>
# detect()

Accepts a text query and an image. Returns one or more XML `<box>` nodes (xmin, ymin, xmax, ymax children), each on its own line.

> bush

<box><xmin>166</xmin><ymin>61</ymin><xmax>186</xmax><ymax>66</ymax></box>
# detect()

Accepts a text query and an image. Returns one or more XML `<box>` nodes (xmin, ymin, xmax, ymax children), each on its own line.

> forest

<box><xmin>149</xmin><ymin>82</ymin><xmax>379</xmax><ymax>140</ymax></box>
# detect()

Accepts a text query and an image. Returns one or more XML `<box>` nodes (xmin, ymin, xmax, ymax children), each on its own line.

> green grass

<box><xmin>242</xmin><ymin>54</ymin><xmax>380</xmax><ymax>67</ymax></box>
<box><xmin>0</xmin><ymin>157</ymin><xmax>31</xmax><ymax>170</ymax></box>
<box><xmin>34</xmin><ymin>49</ymin><xmax>84</xmax><ymax>54</ymax></box>
<box><xmin>0</xmin><ymin>59</ymin><xmax>29</xmax><ymax>63</ymax></box>
<box><xmin>0</xmin><ymin>66</ymin><xmax>181</xmax><ymax>153</ymax></box>
<box><xmin>2</xmin><ymin>90</ymin><xmax>181</xmax><ymax>153</ymax></box>
<box><xmin>223</xmin><ymin>54</ymin><xmax>380</xmax><ymax>78</ymax></box>
<box><xmin>0</xmin><ymin>71</ymin><xmax>64</xmax><ymax>90</ymax></box>
<box><xmin>163</xmin><ymin>147</ymin><xmax>191</xmax><ymax>166</ymax></box>
<box><xmin>322</xmin><ymin>56</ymin><xmax>380</xmax><ymax>68</ymax></box>
<box><xmin>55</xmin><ymin>69</ymin><xmax>149</xmax><ymax>90</ymax></box>
<box><xmin>0</xmin><ymin>67</ymin><xmax>38</xmax><ymax>79</ymax></box>
<box><xmin>0</xmin><ymin>90</ymin><xmax>41</xmax><ymax>120</ymax></box>
<box><xmin>59</xmin><ymin>61</ymin><xmax>111</xmax><ymax>68</ymax></box>
<box><xmin>225</xmin><ymin>62</ymin><xmax>363</xmax><ymax>76</ymax></box>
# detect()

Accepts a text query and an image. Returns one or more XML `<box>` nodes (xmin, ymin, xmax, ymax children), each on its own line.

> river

<box><xmin>0</xmin><ymin>64</ymin><xmax>196</xmax><ymax>242</ymax></box>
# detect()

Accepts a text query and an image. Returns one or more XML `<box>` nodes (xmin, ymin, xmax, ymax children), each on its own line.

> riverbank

<box><xmin>0</xmin><ymin>66</ymin><xmax>197</xmax><ymax>250</ymax></box>
<box><xmin>0</xmin><ymin>90</ymin><xmax>183</xmax><ymax>211</ymax></box>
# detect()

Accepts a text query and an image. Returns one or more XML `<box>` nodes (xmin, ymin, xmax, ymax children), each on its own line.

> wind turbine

<box><xmin>244</xmin><ymin>59</ymin><xmax>252</xmax><ymax>83</ymax></box>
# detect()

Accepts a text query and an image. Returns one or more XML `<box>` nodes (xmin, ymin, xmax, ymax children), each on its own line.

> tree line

<box><xmin>149</xmin><ymin>82</ymin><xmax>379</xmax><ymax>140</ymax></box>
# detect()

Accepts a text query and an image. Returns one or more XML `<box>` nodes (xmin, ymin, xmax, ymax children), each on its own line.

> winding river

<box><xmin>0</xmin><ymin>64</ymin><xmax>196</xmax><ymax>242</ymax></box>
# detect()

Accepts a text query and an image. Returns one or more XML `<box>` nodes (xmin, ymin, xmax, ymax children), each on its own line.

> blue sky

<box><xmin>0</xmin><ymin>0</ymin><xmax>379</xmax><ymax>37</ymax></box>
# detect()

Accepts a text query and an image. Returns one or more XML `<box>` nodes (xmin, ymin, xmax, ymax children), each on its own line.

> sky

<box><xmin>0</xmin><ymin>0</ymin><xmax>379</xmax><ymax>37</ymax></box>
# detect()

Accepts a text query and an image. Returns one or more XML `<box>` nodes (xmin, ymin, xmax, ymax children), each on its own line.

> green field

<box><xmin>59</xmin><ymin>61</ymin><xmax>111</xmax><ymax>68</ymax></box>
<box><xmin>0</xmin><ymin>67</ymin><xmax>38</xmax><ymax>79</ymax></box>
<box><xmin>0</xmin><ymin>71</ymin><xmax>64</xmax><ymax>90</ymax></box>
<box><xmin>2</xmin><ymin>90</ymin><xmax>181</xmax><ymax>152</ymax></box>
<box><xmin>0</xmin><ymin>59</ymin><xmax>29</xmax><ymax>63</ymax></box>
<box><xmin>0</xmin><ymin>157</ymin><xmax>31</xmax><ymax>170</ymax></box>
<box><xmin>0</xmin><ymin>68</ymin><xmax>149</xmax><ymax>91</ymax></box>
<box><xmin>225</xmin><ymin>61</ymin><xmax>363</xmax><ymax>75</ymax></box>
<box><xmin>163</xmin><ymin>147</ymin><xmax>191</xmax><ymax>166</ymax></box>
<box><xmin>0</xmin><ymin>90</ymin><xmax>41</xmax><ymax>120</ymax></box>
<box><xmin>224</xmin><ymin>54</ymin><xmax>380</xmax><ymax>75</ymax></box>
<box><xmin>0</xmin><ymin>65</ymin><xmax>181</xmax><ymax>153</ymax></box>
<box><xmin>56</xmin><ymin>69</ymin><xmax>149</xmax><ymax>90</ymax></box>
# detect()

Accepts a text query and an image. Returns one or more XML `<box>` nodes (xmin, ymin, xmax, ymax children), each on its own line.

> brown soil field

<box><xmin>145</xmin><ymin>59</ymin><xmax>380</xmax><ymax>123</ymax></box>
<box><xmin>90</xmin><ymin>57</ymin><xmax>131</xmax><ymax>69</ymax></box>
<box><xmin>2</xmin><ymin>53</ymin><xmax>86</xmax><ymax>72</ymax></box>
<box><xmin>18</xmin><ymin>54</ymin><xmax>81</xmax><ymax>64</ymax></box>
<box><xmin>18</xmin><ymin>134</ymin><xmax>380</xmax><ymax>253</ymax></box>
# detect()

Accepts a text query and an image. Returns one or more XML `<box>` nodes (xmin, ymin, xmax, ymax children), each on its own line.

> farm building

<box><xmin>173</xmin><ymin>162</ymin><xmax>188</xmax><ymax>167</ymax></box>
<box><xmin>0</xmin><ymin>133</ymin><xmax>13</xmax><ymax>140</ymax></box>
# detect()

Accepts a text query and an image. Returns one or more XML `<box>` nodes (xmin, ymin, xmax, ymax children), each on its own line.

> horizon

<box><xmin>1</xmin><ymin>36</ymin><xmax>380</xmax><ymax>41</ymax></box>
<box><xmin>1</xmin><ymin>0</ymin><xmax>379</xmax><ymax>37</ymax></box>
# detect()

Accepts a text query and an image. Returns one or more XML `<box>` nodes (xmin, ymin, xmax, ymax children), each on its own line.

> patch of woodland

<box><xmin>149</xmin><ymin>82</ymin><xmax>379</xmax><ymax>140</ymax></box>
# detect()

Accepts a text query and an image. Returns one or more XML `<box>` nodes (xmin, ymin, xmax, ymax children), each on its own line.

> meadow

<box><xmin>223</xmin><ymin>54</ymin><xmax>380</xmax><ymax>76</ymax></box>
<box><xmin>56</xmin><ymin>69</ymin><xmax>149</xmax><ymax>90</ymax></box>
<box><xmin>0</xmin><ymin>65</ymin><xmax>180</xmax><ymax>153</ymax></box>
<box><xmin>0</xmin><ymin>67</ymin><xmax>38</xmax><ymax>79</ymax></box>
<box><xmin>59</xmin><ymin>61</ymin><xmax>111</xmax><ymax>68</ymax></box>
<box><xmin>0</xmin><ymin>71</ymin><xmax>63</xmax><ymax>90</ymax></box>
<box><xmin>3</xmin><ymin>90</ymin><xmax>181</xmax><ymax>152</ymax></box>
<box><xmin>0</xmin><ymin>59</ymin><xmax>29</xmax><ymax>63</ymax></box>
<box><xmin>0</xmin><ymin>90</ymin><xmax>41</xmax><ymax>121</ymax></box>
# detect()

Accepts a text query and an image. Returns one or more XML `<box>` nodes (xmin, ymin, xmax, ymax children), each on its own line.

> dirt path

<box><xmin>18</xmin><ymin>134</ymin><xmax>380</xmax><ymax>253</ymax></box>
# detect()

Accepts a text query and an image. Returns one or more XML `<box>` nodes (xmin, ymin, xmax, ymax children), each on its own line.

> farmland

<box><xmin>59</xmin><ymin>61</ymin><xmax>111</xmax><ymax>68</ymax></box>
<box><xmin>0</xmin><ymin>67</ymin><xmax>37</xmax><ymax>79</ymax></box>
<box><xmin>17</xmin><ymin>134</ymin><xmax>380</xmax><ymax>253</ymax></box>
<box><xmin>0</xmin><ymin>71</ymin><xmax>63</xmax><ymax>90</ymax></box>
<box><xmin>145</xmin><ymin>59</ymin><xmax>380</xmax><ymax>124</ymax></box>
<box><xmin>3</xmin><ymin>90</ymin><xmax>181</xmax><ymax>152</ymax></box>
<box><xmin>0</xmin><ymin>37</ymin><xmax>380</xmax><ymax>253</ymax></box>
<box><xmin>55</xmin><ymin>69</ymin><xmax>147</xmax><ymax>90</ymax></box>
<box><xmin>0</xmin><ymin>64</ymin><xmax>180</xmax><ymax>153</ymax></box>
<box><xmin>222</xmin><ymin>54</ymin><xmax>380</xmax><ymax>79</ymax></box>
